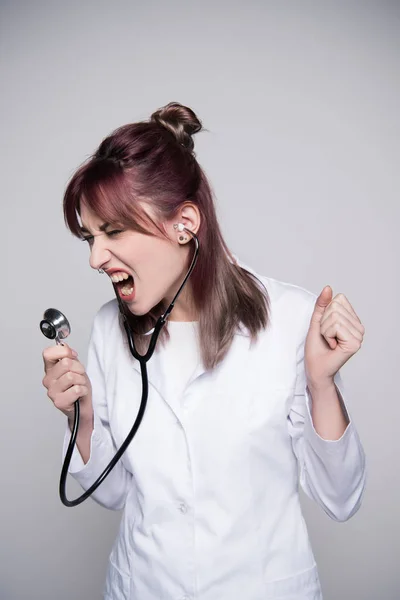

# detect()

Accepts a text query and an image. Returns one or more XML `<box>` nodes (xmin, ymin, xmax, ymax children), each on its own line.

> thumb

<box><xmin>60</xmin><ymin>342</ymin><xmax>78</xmax><ymax>358</ymax></box>
<box><xmin>311</xmin><ymin>286</ymin><xmax>332</xmax><ymax>324</ymax></box>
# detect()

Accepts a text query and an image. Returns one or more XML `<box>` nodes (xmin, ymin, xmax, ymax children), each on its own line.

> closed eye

<box><xmin>107</xmin><ymin>229</ymin><xmax>124</xmax><ymax>237</ymax></box>
<box><xmin>81</xmin><ymin>230</ymin><xmax>124</xmax><ymax>245</ymax></box>
<box><xmin>81</xmin><ymin>235</ymin><xmax>94</xmax><ymax>245</ymax></box>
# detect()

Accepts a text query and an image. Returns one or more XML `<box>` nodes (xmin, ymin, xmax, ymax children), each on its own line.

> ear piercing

<box><xmin>174</xmin><ymin>222</ymin><xmax>189</xmax><ymax>243</ymax></box>
<box><xmin>98</xmin><ymin>269</ymin><xmax>104</xmax><ymax>274</ymax></box>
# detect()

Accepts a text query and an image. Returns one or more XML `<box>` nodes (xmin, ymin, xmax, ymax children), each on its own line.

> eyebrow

<box><xmin>80</xmin><ymin>222</ymin><xmax>111</xmax><ymax>234</ymax></box>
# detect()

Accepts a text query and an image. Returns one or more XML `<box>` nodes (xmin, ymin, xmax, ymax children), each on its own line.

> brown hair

<box><xmin>63</xmin><ymin>102</ymin><xmax>270</xmax><ymax>370</ymax></box>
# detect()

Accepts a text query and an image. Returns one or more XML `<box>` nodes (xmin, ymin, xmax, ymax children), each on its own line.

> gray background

<box><xmin>1</xmin><ymin>1</ymin><xmax>399</xmax><ymax>599</ymax></box>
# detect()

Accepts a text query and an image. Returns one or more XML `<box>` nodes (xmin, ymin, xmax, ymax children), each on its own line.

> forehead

<box><xmin>78</xmin><ymin>204</ymin><xmax>109</xmax><ymax>230</ymax></box>
<box><xmin>78</xmin><ymin>199</ymin><xmax>163</xmax><ymax>236</ymax></box>
<box><xmin>78</xmin><ymin>202</ymin><xmax>133</xmax><ymax>235</ymax></box>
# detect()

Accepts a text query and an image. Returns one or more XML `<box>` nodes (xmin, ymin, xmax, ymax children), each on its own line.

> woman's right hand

<box><xmin>42</xmin><ymin>343</ymin><xmax>93</xmax><ymax>424</ymax></box>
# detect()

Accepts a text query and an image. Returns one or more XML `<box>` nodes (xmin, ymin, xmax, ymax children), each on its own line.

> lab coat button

<box><xmin>178</xmin><ymin>502</ymin><xmax>188</xmax><ymax>513</ymax></box>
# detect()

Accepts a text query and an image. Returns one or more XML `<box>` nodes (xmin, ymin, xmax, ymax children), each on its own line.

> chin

<box><xmin>123</xmin><ymin>289</ymin><xmax>168</xmax><ymax>318</ymax></box>
<box><xmin>126</xmin><ymin>306</ymin><xmax>148</xmax><ymax>317</ymax></box>
<box><xmin>126</xmin><ymin>301</ymin><xmax>160</xmax><ymax>318</ymax></box>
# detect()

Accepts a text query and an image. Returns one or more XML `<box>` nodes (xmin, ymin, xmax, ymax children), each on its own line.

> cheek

<box><xmin>138</xmin><ymin>240</ymin><xmax>181</xmax><ymax>280</ymax></box>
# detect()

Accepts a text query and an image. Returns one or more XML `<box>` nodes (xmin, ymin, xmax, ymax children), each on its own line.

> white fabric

<box><xmin>162</xmin><ymin>321</ymin><xmax>200</xmax><ymax>413</ymax></box>
<box><xmin>62</xmin><ymin>261</ymin><xmax>366</xmax><ymax>600</ymax></box>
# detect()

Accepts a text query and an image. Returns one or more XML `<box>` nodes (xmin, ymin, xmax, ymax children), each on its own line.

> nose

<box><xmin>88</xmin><ymin>235</ymin><xmax>112</xmax><ymax>271</ymax></box>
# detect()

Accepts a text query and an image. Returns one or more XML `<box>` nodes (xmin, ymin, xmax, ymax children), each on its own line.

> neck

<box><xmin>165</xmin><ymin>281</ymin><xmax>198</xmax><ymax>322</ymax></box>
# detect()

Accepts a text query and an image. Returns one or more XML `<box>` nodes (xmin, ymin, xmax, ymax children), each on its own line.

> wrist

<box><xmin>68</xmin><ymin>408</ymin><xmax>94</xmax><ymax>429</ymax></box>
<box><xmin>306</xmin><ymin>376</ymin><xmax>335</xmax><ymax>394</ymax></box>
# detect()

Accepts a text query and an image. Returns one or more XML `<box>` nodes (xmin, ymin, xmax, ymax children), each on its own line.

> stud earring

<box><xmin>179</xmin><ymin>235</ymin><xmax>188</xmax><ymax>242</ymax></box>
<box><xmin>98</xmin><ymin>269</ymin><xmax>104</xmax><ymax>274</ymax></box>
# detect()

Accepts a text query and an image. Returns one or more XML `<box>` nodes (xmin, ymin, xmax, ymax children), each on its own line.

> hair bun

<box><xmin>151</xmin><ymin>101</ymin><xmax>202</xmax><ymax>153</ymax></box>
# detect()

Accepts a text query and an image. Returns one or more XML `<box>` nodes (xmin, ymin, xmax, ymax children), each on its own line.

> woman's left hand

<box><xmin>304</xmin><ymin>286</ymin><xmax>365</xmax><ymax>389</ymax></box>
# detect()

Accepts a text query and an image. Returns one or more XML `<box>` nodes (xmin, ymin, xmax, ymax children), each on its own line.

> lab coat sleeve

<box><xmin>62</xmin><ymin>307</ymin><xmax>132</xmax><ymax>510</ymax></box>
<box><xmin>287</xmin><ymin>296</ymin><xmax>367</xmax><ymax>522</ymax></box>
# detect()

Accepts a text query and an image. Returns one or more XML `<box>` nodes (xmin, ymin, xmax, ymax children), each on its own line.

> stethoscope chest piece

<box><xmin>40</xmin><ymin>308</ymin><xmax>71</xmax><ymax>344</ymax></box>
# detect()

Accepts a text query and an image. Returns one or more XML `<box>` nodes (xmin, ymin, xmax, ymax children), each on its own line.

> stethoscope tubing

<box><xmin>59</xmin><ymin>228</ymin><xmax>199</xmax><ymax>507</ymax></box>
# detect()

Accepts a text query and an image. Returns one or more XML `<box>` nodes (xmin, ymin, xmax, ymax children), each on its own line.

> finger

<box><xmin>51</xmin><ymin>372</ymin><xmax>87</xmax><ymax>396</ymax></box>
<box><xmin>321</xmin><ymin>313</ymin><xmax>363</xmax><ymax>342</ymax></box>
<box><xmin>51</xmin><ymin>384</ymin><xmax>90</xmax><ymax>413</ymax></box>
<box><xmin>47</xmin><ymin>356</ymin><xmax>85</xmax><ymax>383</ymax></box>
<box><xmin>323</xmin><ymin>323</ymin><xmax>362</xmax><ymax>354</ymax></box>
<box><xmin>42</xmin><ymin>343</ymin><xmax>78</xmax><ymax>372</ymax></box>
<box><xmin>331</xmin><ymin>294</ymin><xmax>362</xmax><ymax>324</ymax></box>
<box><xmin>323</xmin><ymin>322</ymin><xmax>362</xmax><ymax>353</ymax></box>
<box><xmin>42</xmin><ymin>357</ymin><xmax>85</xmax><ymax>390</ymax></box>
<box><xmin>321</xmin><ymin>303</ymin><xmax>365</xmax><ymax>336</ymax></box>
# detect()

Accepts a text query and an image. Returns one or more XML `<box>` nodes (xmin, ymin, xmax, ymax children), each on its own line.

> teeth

<box><xmin>121</xmin><ymin>284</ymin><xmax>134</xmax><ymax>296</ymax></box>
<box><xmin>110</xmin><ymin>272</ymin><xmax>130</xmax><ymax>283</ymax></box>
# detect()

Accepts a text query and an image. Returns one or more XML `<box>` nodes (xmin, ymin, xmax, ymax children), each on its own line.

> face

<box><xmin>79</xmin><ymin>203</ymin><xmax>194</xmax><ymax>317</ymax></box>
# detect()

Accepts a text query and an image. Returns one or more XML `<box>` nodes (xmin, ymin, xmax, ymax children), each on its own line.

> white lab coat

<box><xmin>63</xmin><ymin>263</ymin><xmax>366</xmax><ymax>600</ymax></box>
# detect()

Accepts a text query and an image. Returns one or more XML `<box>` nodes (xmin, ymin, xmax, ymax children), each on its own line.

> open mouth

<box><xmin>118</xmin><ymin>275</ymin><xmax>134</xmax><ymax>297</ymax></box>
<box><xmin>109</xmin><ymin>272</ymin><xmax>135</xmax><ymax>299</ymax></box>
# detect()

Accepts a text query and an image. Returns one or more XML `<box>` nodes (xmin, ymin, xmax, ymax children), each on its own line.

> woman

<box><xmin>42</xmin><ymin>102</ymin><xmax>366</xmax><ymax>600</ymax></box>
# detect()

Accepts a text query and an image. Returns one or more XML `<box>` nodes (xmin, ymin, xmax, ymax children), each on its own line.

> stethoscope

<box><xmin>40</xmin><ymin>225</ymin><xmax>199</xmax><ymax>507</ymax></box>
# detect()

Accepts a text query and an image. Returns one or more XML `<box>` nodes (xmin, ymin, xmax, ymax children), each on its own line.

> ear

<box><xmin>177</xmin><ymin>202</ymin><xmax>201</xmax><ymax>235</ymax></box>
<box><xmin>163</xmin><ymin>203</ymin><xmax>201</xmax><ymax>242</ymax></box>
